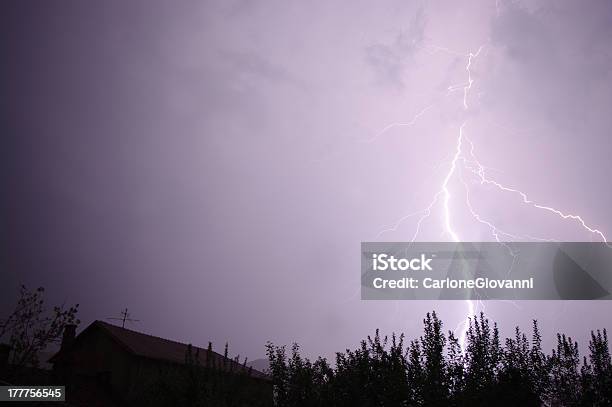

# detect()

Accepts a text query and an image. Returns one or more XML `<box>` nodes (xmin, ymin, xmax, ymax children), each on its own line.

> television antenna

<box><xmin>107</xmin><ymin>308</ymin><xmax>139</xmax><ymax>328</ymax></box>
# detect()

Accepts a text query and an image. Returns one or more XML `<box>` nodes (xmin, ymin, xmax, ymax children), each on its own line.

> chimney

<box><xmin>0</xmin><ymin>344</ymin><xmax>11</xmax><ymax>371</ymax></box>
<box><xmin>60</xmin><ymin>324</ymin><xmax>76</xmax><ymax>351</ymax></box>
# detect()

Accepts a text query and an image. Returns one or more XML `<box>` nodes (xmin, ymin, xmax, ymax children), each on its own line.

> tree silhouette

<box><xmin>133</xmin><ymin>341</ymin><xmax>270</xmax><ymax>407</ymax></box>
<box><xmin>580</xmin><ymin>329</ymin><xmax>612</xmax><ymax>406</ymax></box>
<box><xmin>266</xmin><ymin>311</ymin><xmax>612</xmax><ymax>407</ymax></box>
<box><xmin>0</xmin><ymin>285</ymin><xmax>79</xmax><ymax>378</ymax></box>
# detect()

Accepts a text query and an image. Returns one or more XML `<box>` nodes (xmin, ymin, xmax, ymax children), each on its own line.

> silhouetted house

<box><xmin>49</xmin><ymin>321</ymin><xmax>269</xmax><ymax>404</ymax></box>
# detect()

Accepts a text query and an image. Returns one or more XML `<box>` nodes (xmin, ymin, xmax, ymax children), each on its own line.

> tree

<box><xmin>580</xmin><ymin>329</ymin><xmax>612</xmax><ymax>406</ymax></box>
<box><xmin>419</xmin><ymin>312</ymin><xmax>448</xmax><ymax>405</ymax></box>
<box><xmin>461</xmin><ymin>312</ymin><xmax>502</xmax><ymax>404</ymax></box>
<box><xmin>445</xmin><ymin>330</ymin><xmax>464</xmax><ymax>399</ymax></box>
<box><xmin>265</xmin><ymin>311</ymin><xmax>612</xmax><ymax>407</ymax></box>
<box><xmin>496</xmin><ymin>326</ymin><xmax>540</xmax><ymax>406</ymax></box>
<box><xmin>0</xmin><ymin>285</ymin><xmax>79</xmax><ymax>376</ymax></box>
<box><xmin>528</xmin><ymin>320</ymin><xmax>550</xmax><ymax>400</ymax></box>
<box><xmin>134</xmin><ymin>341</ymin><xmax>271</xmax><ymax>407</ymax></box>
<box><xmin>550</xmin><ymin>334</ymin><xmax>581</xmax><ymax>406</ymax></box>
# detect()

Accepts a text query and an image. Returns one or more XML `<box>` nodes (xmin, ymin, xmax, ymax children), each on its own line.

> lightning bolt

<box><xmin>375</xmin><ymin>40</ymin><xmax>609</xmax><ymax>352</ymax></box>
<box><xmin>363</xmin><ymin>104</ymin><xmax>435</xmax><ymax>144</ymax></box>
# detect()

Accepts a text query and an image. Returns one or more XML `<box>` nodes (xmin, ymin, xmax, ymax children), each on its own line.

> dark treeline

<box><xmin>267</xmin><ymin>312</ymin><xmax>612</xmax><ymax>407</ymax></box>
<box><xmin>131</xmin><ymin>343</ymin><xmax>272</xmax><ymax>407</ymax></box>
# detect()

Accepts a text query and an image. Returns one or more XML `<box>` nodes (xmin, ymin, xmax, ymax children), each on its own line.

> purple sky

<box><xmin>3</xmin><ymin>0</ymin><xmax>612</xmax><ymax>362</ymax></box>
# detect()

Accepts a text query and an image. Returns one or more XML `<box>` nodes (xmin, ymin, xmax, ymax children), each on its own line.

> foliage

<box><xmin>266</xmin><ymin>311</ymin><xmax>612</xmax><ymax>407</ymax></box>
<box><xmin>131</xmin><ymin>342</ymin><xmax>272</xmax><ymax>407</ymax></box>
<box><xmin>0</xmin><ymin>285</ymin><xmax>79</xmax><ymax>375</ymax></box>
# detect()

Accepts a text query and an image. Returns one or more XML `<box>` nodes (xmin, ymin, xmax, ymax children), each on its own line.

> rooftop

<box><xmin>52</xmin><ymin>320</ymin><xmax>268</xmax><ymax>380</ymax></box>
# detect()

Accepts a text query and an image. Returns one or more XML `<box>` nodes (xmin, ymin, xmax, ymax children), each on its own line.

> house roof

<box><xmin>51</xmin><ymin>321</ymin><xmax>268</xmax><ymax>380</ymax></box>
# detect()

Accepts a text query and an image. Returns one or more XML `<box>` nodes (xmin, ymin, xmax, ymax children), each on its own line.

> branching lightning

<box><xmin>364</xmin><ymin>105</ymin><xmax>434</xmax><ymax>144</ymax></box>
<box><xmin>374</xmin><ymin>40</ymin><xmax>609</xmax><ymax>351</ymax></box>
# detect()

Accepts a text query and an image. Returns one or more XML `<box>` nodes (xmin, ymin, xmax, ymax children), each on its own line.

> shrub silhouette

<box><xmin>131</xmin><ymin>342</ymin><xmax>271</xmax><ymax>407</ymax></box>
<box><xmin>266</xmin><ymin>311</ymin><xmax>612</xmax><ymax>407</ymax></box>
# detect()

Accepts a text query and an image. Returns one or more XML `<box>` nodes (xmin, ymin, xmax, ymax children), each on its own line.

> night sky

<box><xmin>3</xmin><ymin>0</ymin><xmax>612</xmax><ymax>362</ymax></box>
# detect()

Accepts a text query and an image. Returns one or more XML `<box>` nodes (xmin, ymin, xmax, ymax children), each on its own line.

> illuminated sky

<box><xmin>3</xmin><ymin>0</ymin><xmax>612</xmax><ymax>361</ymax></box>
